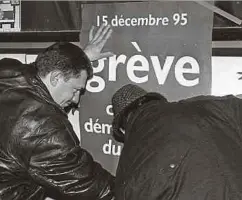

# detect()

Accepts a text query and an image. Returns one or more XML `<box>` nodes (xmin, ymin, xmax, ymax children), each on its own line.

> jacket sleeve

<box><xmin>24</xmin><ymin>105</ymin><xmax>114</xmax><ymax>200</ymax></box>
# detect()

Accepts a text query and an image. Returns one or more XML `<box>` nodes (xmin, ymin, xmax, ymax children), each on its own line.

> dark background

<box><xmin>20</xmin><ymin>1</ymin><xmax>242</xmax><ymax>31</ymax></box>
<box><xmin>0</xmin><ymin>1</ymin><xmax>242</xmax><ymax>42</ymax></box>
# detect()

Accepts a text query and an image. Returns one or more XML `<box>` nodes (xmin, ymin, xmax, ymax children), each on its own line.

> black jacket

<box><xmin>0</xmin><ymin>59</ymin><xmax>114</xmax><ymax>200</ymax></box>
<box><xmin>115</xmin><ymin>95</ymin><xmax>242</xmax><ymax>200</ymax></box>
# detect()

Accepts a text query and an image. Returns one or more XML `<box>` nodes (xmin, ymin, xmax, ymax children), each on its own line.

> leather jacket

<box><xmin>0</xmin><ymin>59</ymin><xmax>114</xmax><ymax>200</ymax></box>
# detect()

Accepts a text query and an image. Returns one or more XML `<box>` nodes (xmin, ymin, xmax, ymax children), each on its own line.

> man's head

<box><xmin>35</xmin><ymin>42</ymin><xmax>93</xmax><ymax>108</ymax></box>
<box><xmin>111</xmin><ymin>84</ymin><xmax>165</xmax><ymax>143</ymax></box>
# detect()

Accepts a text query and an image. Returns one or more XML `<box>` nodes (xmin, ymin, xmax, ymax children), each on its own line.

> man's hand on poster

<box><xmin>83</xmin><ymin>23</ymin><xmax>114</xmax><ymax>61</ymax></box>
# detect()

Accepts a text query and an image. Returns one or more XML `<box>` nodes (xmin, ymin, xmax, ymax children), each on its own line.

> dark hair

<box><xmin>35</xmin><ymin>42</ymin><xmax>93</xmax><ymax>80</ymax></box>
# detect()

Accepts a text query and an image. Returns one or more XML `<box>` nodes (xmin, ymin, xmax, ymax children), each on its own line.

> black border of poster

<box><xmin>1</xmin><ymin>28</ymin><xmax>242</xmax><ymax>56</ymax></box>
<box><xmin>0</xmin><ymin>48</ymin><xmax>240</xmax><ymax>56</ymax></box>
<box><xmin>0</xmin><ymin>28</ymin><xmax>242</xmax><ymax>42</ymax></box>
<box><xmin>212</xmin><ymin>48</ymin><xmax>242</xmax><ymax>57</ymax></box>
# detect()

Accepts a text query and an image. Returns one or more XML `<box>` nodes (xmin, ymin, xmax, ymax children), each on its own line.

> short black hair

<box><xmin>35</xmin><ymin>42</ymin><xmax>93</xmax><ymax>80</ymax></box>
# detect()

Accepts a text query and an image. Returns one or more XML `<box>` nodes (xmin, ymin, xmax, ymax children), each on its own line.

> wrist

<box><xmin>83</xmin><ymin>48</ymin><xmax>93</xmax><ymax>61</ymax></box>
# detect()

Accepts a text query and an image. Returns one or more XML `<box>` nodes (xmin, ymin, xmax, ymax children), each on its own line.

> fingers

<box><xmin>88</xmin><ymin>25</ymin><xmax>95</xmax><ymax>41</ymax></box>
<box><xmin>92</xmin><ymin>23</ymin><xmax>106</xmax><ymax>41</ymax></box>
<box><xmin>95</xmin><ymin>24</ymin><xmax>112</xmax><ymax>44</ymax></box>
<box><xmin>91</xmin><ymin>24</ymin><xmax>112</xmax><ymax>45</ymax></box>
<box><xmin>101</xmin><ymin>28</ymin><xmax>113</xmax><ymax>45</ymax></box>
<box><xmin>96</xmin><ymin>26</ymin><xmax>112</xmax><ymax>48</ymax></box>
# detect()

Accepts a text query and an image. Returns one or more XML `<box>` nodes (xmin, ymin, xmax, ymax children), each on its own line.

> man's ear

<box><xmin>50</xmin><ymin>71</ymin><xmax>62</xmax><ymax>87</ymax></box>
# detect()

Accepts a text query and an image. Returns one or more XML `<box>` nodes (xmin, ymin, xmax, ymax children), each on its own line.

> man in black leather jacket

<box><xmin>0</xmin><ymin>24</ymin><xmax>114</xmax><ymax>200</ymax></box>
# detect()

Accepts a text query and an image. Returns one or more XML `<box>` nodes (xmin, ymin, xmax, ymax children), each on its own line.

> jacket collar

<box><xmin>123</xmin><ymin>99</ymin><xmax>167</xmax><ymax>143</ymax></box>
<box><xmin>0</xmin><ymin>60</ymin><xmax>67</xmax><ymax>116</ymax></box>
<box><xmin>29</xmin><ymin>75</ymin><xmax>67</xmax><ymax>116</ymax></box>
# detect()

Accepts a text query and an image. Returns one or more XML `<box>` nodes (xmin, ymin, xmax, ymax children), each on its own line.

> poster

<box><xmin>212</xmin><ymin>56</ymin><xmax>242</xmax><ymax>96</ymax></box>
<box><xmin>79</xmin><ymin>1</ymin><xmax>213</xmax><ymax>175</ymax></box>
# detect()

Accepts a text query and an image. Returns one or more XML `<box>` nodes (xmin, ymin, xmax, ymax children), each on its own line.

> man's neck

<box><xmin>38</xmin><ymin>75</ymin><xmax>54</xmax><ymax>97</ymax></box>
<box><xmin>39</xmin><ymin>76</ymin><xmax>48</xmax><ymax>89</ymax></box>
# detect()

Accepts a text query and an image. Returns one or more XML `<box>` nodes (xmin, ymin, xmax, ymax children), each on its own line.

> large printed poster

<box><xmin>79</xmin><ymin>1</ymin><xmax>214</xmax><ymax>175</ymax></box>
<box><xmin>212</xmin><ymin>57</ymin><xmax>242</xmax><ymax>97</ymax></box>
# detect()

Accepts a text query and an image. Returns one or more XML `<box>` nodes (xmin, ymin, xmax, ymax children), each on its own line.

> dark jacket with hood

<box><xmin>115</xmin><ymin>95</ymin><xmax>242</xmax><ymax>200</ymax></box>
<box><xmin>0</xmin><ymin>58</ymin><xmax>114</xmax><ymax>200</ymax></box>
